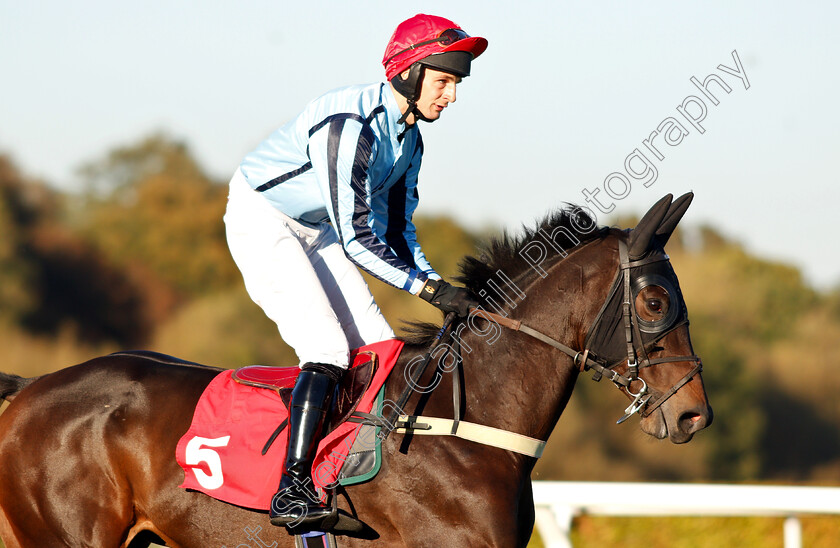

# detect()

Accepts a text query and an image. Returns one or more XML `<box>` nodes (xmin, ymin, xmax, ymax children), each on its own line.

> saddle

<box><xmin>175</xmin><ymin>339</ymin><xmax>405</xmax><ymax>537</ymax></box>
<box><xmin>231</xmin><ymin>351</ymin><xmax>377</xmax><ymax>437</ymax></box>
<box><xmin>230</xmin><ymin>352</ymin><xmax>381</xmax><ymax>538</ymax></box>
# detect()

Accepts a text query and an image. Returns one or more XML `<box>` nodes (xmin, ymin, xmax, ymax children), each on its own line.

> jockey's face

<box><xmin>402</xmin><ymin>68</ymin><xmax>460</xmax><ymax>124</ymax></box>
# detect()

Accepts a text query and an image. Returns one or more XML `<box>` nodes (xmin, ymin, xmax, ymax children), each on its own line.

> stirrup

<box><xmin>270</xmin><ymin>487</ymin><xmax>365</xmax><ymax>535</ymax></box>
<box><xmin>284</xmin><ymin>507</ymin><xmax>366</xmax><ymax>536</ymax></box>
<box><xmin>269</xmin><ymin>481</ymin><xmax>331</xmax><ymax>527</ymax></box>
<box><xmin>270</xmin><ymin>504</ymin><xmax>336</xmax><ymax>530</ymax></box>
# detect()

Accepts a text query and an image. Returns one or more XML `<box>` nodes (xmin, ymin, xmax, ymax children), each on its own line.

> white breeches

<box><xmin>223</xmin><ymin>169</ymin><xmax>395</xmax><ymax>368</ymax></box>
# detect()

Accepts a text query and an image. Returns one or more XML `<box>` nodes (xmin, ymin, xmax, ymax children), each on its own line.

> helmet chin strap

<box><xmin>397</xmin><ymin>101</ymin><xmax>435</xmax><ymax>125</ymax></box>
<box><xmin>393</xmin><ymin>63</ymin><xmax>435</xmax><ymax>125</ymax></box>
<box><xmin>396</xmin><ymin>100</ymin><xmax>418</xmax><ymax>125</ymax></box>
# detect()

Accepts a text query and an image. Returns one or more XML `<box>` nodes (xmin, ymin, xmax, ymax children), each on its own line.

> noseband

<box><xmin>475</xmin><ymin>239</ymin><xmax>702</xmax><ymax>424</ymax></box>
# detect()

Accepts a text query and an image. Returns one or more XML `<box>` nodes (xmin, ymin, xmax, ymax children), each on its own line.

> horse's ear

<box><xmin>654</xmin><ymin>191</ymin><xmax>694</xmax><ymax>248</ymax></box>
<box><xmin>628</xmin><ymin>193</ymin><xmax>673</xmax><ymax>260</ymax></box>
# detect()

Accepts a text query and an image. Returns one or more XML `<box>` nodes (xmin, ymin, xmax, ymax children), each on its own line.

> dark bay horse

<box><xmin>0</xmin><ymin>194</ymin><xmax>711</xmax><ymax>547</ymax></box>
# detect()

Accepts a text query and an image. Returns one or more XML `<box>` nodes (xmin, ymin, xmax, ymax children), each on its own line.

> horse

<box><xmin>0</xmin><ymin>193</ymin><xmax>712</xmax><ymax>547</ymax></box>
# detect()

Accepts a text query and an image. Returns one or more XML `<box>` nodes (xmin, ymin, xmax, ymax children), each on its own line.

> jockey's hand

<box><xmin>418</xmin><ymin>279</ymin><xmax>478</xmax><ymax>317</ymax></box>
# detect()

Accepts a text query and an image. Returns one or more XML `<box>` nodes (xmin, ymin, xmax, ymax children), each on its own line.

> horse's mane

<box><xmin>401</xmin><ymin>205</ymin><xmax>607</xmax><ymax>346</ymax></box>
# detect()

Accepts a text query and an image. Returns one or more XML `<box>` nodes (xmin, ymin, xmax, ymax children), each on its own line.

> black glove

<box><xmin>418</xmin><ymin>279</ymin><xmax>478</xmax><ymax>317</ymax></box>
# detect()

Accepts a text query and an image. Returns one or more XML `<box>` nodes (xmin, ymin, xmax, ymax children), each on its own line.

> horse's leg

<box><xmin>517</xmin><ymin>479</ymin><xmax>537</xmax><ymax>547</ymax></box>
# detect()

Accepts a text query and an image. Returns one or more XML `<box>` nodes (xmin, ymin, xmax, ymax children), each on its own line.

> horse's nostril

<box><xmin>679</xmin><ymin>411</ymin><xmax>706</xmax><ymax>433</ymax></box>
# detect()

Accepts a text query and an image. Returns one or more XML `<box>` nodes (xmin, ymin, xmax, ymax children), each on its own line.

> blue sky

<box><xmin>2</xmin><ymin>1</ymin><xmax>839</xmax><ymax>287</ymax></box>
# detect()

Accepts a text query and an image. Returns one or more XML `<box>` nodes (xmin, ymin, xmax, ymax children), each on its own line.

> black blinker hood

<box><xmin>583</xmin><ymin>253</ymin><xmax>689</xmax><ymax>369</ymax></box>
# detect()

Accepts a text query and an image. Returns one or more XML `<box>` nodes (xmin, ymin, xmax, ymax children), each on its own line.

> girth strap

<box><xmin>348</xmin><ymin>410</ymin><xmax>546</xmax><ymax>458</ymax></box>
<box><xmin>393</xmin><ymin>415</ymin><xmax>546</xmax><ymax>458</ymax></box>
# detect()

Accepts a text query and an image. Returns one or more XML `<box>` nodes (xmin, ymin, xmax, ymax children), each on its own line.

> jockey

<box><xmin>223</xmin><ymin>14</ymin><xmax>487</xmax><ymax>530</ymax></box>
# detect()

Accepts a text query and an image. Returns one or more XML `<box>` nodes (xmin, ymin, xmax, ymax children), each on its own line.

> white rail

<box><xmin>532</xmin><ymin>481</ymin><xmax>840</xmax><ymax>548</ymax></box>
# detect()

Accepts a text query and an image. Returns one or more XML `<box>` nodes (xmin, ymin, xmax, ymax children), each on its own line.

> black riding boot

<box><xmin>269</xmin><ymin>363</ymin><xmax>342</xmax><ymax>529</ymax></box>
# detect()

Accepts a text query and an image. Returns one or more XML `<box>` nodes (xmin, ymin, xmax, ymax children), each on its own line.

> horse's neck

<box><xmin>455</xmin><ymin>316</ymin><xmax>577</xmax><ymax>445</ymax></box>
<box><xmin>454</xmin><ymin>237</ymin><xmax>619</xmax><ymax>443</ymax></box>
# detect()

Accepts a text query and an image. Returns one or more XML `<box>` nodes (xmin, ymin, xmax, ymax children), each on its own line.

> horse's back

<box><xmin>0</xmin><ymin>352</ymin><xmax>220</xmax><ymax>437</ymax></box>
<box><xmin>0</xmin><ymin>353</ymin><xmax>221</xmax><ymax>547</ymax></box>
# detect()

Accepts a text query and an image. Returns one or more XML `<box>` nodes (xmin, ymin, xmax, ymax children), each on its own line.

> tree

<box><xmin>77</xmin><ymin>134</ymin><xmax>239</xmax><ymax>299</ymax></box>
<box><xmin>0</xmin><ymin>154</ymin><xmax>153</xmax><ymax>346</ymax></box>
<box><xmin>0</xmin><ymin>155</ymin><xmax>38</xmax><ymax>321</ymax></box>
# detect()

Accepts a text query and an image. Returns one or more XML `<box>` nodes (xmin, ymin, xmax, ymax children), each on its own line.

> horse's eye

<box><xmin>635</xmin><ymin>285</ymin><xmax>670</xmax><ymax>322</ymax></box>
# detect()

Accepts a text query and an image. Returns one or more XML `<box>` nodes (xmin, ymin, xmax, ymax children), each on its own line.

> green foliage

<box><xmin>0</xmin><ymin>155</ymin><xmax>152</xmax><ymax>346</ymax></box>
<box><xmin>77</xmin><ymin>132</ymin><xmax>208</xmax><ymax>198</ymax></box>
<box><xmin>687</xmin><ymin>226</ymin><xmax>818</xmax><ymax>343</ymax></box>
<box><xmin>670</xmin><ymin>229</ymin><xmax>838</xmax><ymax>481</ymax></box>
<box><xmin>0</xmin><ymin>155</ymin><xmax>42</xmax><ymax>320</ymax></box>
<box><xmin>826</xmin><ymin>287</ymin><xmax>840</xmax><ymax>321</ymax></box>
<box><xmin>413</xmin><ymin>215</ymin><xmax>482</xmax><ymax>280</ymax></box>
<box><xmin>151</xmin><ymin>287</ymin><xmax>297</xmax><ymax>368</ymax></box>
<box><xmin>77</xmin><ymin>133</ymin><xmax>239</xmax><ymax>298</ymax></box>
<box><xmin>0</xmin><ymin>195</ymin><xmax>36</xmax><ymax>320</ymax></box>
<box><xmin>691</xmin><ymin>329</ymin><xmax>764</xmax><ymax>480</ymax></box>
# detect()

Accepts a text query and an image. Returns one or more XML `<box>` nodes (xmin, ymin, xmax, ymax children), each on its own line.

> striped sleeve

<box><xmin>384</xmin><ymin>136</ymin><xmax>439</xmax><ymax>284</ymax></box>
<box><xmin>308</xmin><ymin>114</ymin><xmax>429</xmax><ymax>294</ymax></box>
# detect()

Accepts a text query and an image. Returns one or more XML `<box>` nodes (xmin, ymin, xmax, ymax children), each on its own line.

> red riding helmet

<box><xmin>382</xmin><ymin>14</ymin><xmax>488</xmax><ymax>80</ymax></box>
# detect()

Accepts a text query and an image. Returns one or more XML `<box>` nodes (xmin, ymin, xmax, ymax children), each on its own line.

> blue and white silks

<box><xmin>240</xmin><ymin>82</ymin><xmax>440</xmax><ymax>295</ymax></box>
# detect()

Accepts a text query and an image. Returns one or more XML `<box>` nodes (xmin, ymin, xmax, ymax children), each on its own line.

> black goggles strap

<box><xmin>385</xmin><ymin>28</ymin><xmax>469</xmax><ymax>67</ymax></box>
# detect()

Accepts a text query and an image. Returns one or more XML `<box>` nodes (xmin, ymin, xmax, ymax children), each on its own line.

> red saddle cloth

<box><xmin>175</xmin><ymin>339</ymin><xmax>404</xmax><ymax>510</ymax></box>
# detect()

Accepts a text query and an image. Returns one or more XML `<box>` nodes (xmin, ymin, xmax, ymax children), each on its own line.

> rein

<box><xmin>472</xmin><ymin>307</ymin><xmax>701</xmax><ymax>422</ymax></box>
<box><xmin>474</xmin><ymin>239</ymin><xmax>702</xmax><ymax>423</ymax></box>
<box><xmin>370</xmin><ymin>239</ymin><xmax>702</xmax><ymax>457</ymax></box>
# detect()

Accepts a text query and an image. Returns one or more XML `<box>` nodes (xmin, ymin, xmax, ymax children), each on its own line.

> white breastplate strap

<box><xmin>394</xmin><ymin>415</ymin><xmax>546</xmax><ymax>458</ymax></box>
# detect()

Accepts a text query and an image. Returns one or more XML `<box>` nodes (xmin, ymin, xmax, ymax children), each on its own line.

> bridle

<box><xmin>376</xmin><ymin>237</ymin><xmax>704</xmax><ymax>456</ymax></box>
<box><xmin>474</xmin><ymin>238</ymin><xmax>702</xmax><ymax>424</ymax></box>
